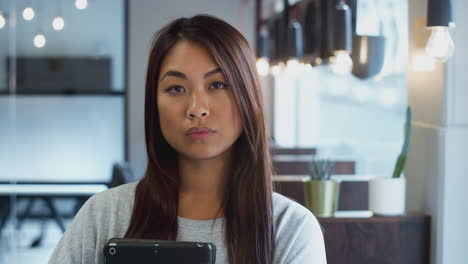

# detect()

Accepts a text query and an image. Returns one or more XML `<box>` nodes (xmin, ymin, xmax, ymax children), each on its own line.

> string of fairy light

<box><xmin>0</xmin><ymin>0</ymin><xmax>90</xmax><ymax>48</ymax></box>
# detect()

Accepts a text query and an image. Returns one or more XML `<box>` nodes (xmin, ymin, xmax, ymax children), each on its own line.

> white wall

<box><xmin>128</xmin><ymin>0</ymin><xmax>256</xmax><ymax>179</ymax></box>
<box><xmin>407</xmin><ymin>0</ymin><xmax>468</xmax><ymax>263</ymax></box>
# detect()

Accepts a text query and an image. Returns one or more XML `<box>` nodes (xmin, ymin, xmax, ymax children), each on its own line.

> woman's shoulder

<box><xmin>272</xmin><ymin>192</ymin><xmax>316</xmax><ymax>223</ymax></box>
<box><xmin>96</xmin><ymin>181</ymin><xmax>138</xmax><ymax>199</ymax></box>
<box><xmin>272</xmin><ymin>192</ymin><xmax>326</xmax><ymax>263</ymax></box>
<box><xmin>88</xmin><ymin>181</ymin><xmax>139</xmax><ymax>207</ymax></box>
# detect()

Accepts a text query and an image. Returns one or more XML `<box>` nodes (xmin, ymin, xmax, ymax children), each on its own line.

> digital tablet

<box><xmin>103</xmin><ymin>238</ymin><xmax>216</xmax><ymax>264</ymax></box>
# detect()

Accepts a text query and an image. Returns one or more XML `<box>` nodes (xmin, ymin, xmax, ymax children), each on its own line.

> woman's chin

<box><xmin>180</xmin><ymin>147</ymin><xmax>227</xmax><ymax>161</ymax></box>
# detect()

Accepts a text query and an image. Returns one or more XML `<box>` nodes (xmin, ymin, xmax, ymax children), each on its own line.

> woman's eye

<box><xmin>166</xmin><ymin>86</ymin><xmax>185</xmax><ymax>94</ymax></box>
<box><xmin>210</xmin><ymin>81</ymin><xmax>228</xmax><ymax>90</ymax></box>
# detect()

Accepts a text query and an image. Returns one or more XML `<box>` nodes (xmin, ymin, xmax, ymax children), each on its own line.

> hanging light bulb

<box><xmin>52</xmin><ymin>16</ymin><xmax>65</xmax><ymax>30</ymax></box>
<box><xmin>23</xmin><ymin>6</ymin><xmax>35</xmax><ymax>21</ymax></box>
<box><xmin>425</xmin><ymin>27</ymin><xmax>454</xmax><ymax>62</ymax></box>
<box><xmin>75</xmin><ymin>0</ymin><xmax>88</xmax><ymax>10</ymax></box>
<box><xmin>286</xmin><ymin>59</ymin><xmax>305</xmax><ymax>75</ymax></box>
<box><xmin>271</xmin><ymin>62</ymin><xmax>285</xmax><ymax>77</ymax></box>
<box><xmin>255</xmin><ymin>27</ymin><xmax>270</xmax><ymax>76</ymax></box>
<box><xmin>0</xmin><ymin>12</ymin><xmax>6</xmax><ymax>29</ymax></box>
<box><xmin>34</xmin><ymin>34</ymin><xmax>46</xmax><ymax>48</ymax></box>
<box><xmin>329</xmin><ymin>0</ymin><xmax>353</xmax><ymax>75</ymax></box>
<box><xmin>303</xmin><ymin>63</ymin><xmax>313</xmax><ymax>73</ymax></box>
<box><xmin>256</xmin><ymin>57</ymin><xmax>270</xmax><ymax>76</ymax></box>
<box><xmin>426</xmin><ymin>0</ymin><xmax>454</xmax><ymax>62</ymax></box>
<box><xmin>285</xmin><ymin>4</ymin><xmax>304</xmax><ymax>76</ymax></box>
<box><xmin>330</xmin><ymin>51</ymin><xmax>353</xmax><ymax>75</ymax></box>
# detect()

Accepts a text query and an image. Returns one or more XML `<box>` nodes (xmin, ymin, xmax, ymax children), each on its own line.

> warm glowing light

<box><xmin>271</xmin><ymin>62</ymin><xmax>285</xmax><ymax>77</ymax></box>
<box><xmin>23</xmin><ymin>6</ymin><xmax>35</xmax><ymax>21</ymax></box>
<box><xmin>413</xmin><ymin>55</ymin><xmax>435</xmax><ymax>72</ymax></box>
<box><xmin>256</xmin><ymin>57</ymin><xmax>270</xmax><ymax>76</ymax></box>
<box><xmin>330</xmin><ymin>51</ymin><xmax>353</xmax><ymax>75</ymax></box>
<box><xmin>315</xmin><ymin>57</ymin><xmax>323</xmax><ymax>65</ymax></box>
<box><xmin>426</xmin><ymin>27</ymin><xmax>454</xmax><ymax>62</ymax></box>
<box><xmin>286</xmin><ymin>59</ymin><xmax>302</xmax><ymax>75</ymax></box>
<box><xmin>271</xmin><ymin>66</ymin><xmax>281</xmax><ymax>76</ymax></box>
<box><xmin>303</xmin><ymin>64</ymin><xmax>313</xmax><ymax>73</ymax></box>
<box><xmin>75</xmin><ymin>0</ymin><xmax>88</xmax><ymax>10</ymax></box>
<box><xmin>52</xmin><ymin>16</ymin><xmax>65</xmax><ymax>30</ymax></box>
<box><xmin>0</xmin><ymin>13</ymin><xmax>5</xmax><ymax>29</ymax></box>
<box><xmin>34</xmin><ymin>34</ymin><xmax>46</xmax><ymax>48</ymax></box>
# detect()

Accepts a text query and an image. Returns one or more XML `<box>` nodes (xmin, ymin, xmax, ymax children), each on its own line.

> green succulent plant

<box><xmin>308</xmin><ymin>158</ymin><xmax>335</xmax><ymax>181</ymax></box>
<box><xmin>392</xmin><ymin>106</ymin><xmax>412</xmax><ymax>178</ymax></box>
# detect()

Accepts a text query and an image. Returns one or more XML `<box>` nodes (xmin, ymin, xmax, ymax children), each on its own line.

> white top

<box><xmin>48</xmin><ymin>181</ymin><xmax>327</xmax><ymax>264</ymax></box>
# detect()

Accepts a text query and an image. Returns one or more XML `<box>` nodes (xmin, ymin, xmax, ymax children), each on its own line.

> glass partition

<box><xmin>0</xmin><ymin>0</ymin><xmax>126</xmax><ymax>262</ymax></box>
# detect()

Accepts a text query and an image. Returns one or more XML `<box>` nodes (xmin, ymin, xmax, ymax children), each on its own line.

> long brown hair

<box><xmin>124</xmin><ymin>15</ymin><xmax>275</xmax><ymax>264</ymax></box>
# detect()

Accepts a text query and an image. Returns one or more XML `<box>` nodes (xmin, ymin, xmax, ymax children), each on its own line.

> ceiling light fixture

<box><xmin>34</xmin><ymin>34</ymin><xmax>46</xmax><ymax>48</ymax></box>
<box><xmin>426</xmin><ymin>0</ymin><xmax>454</xmax><ymax>62</ymax></box>
<box><xmin>52</xmin><ymin>16</ymin><xmax>65</xmax><ymax>30</ymax></box>
<box><xmin>329</xmin><ymin>0</ymin><xmax>353</xmax><ymax>75</ymax></box>
<box><xmin>75</xmin><ymin>0</ymin><xmax>88</xmax><ymax>10</ymax></box>
<box><xmin>23</xmin><ymin>6</ymin><xmax>35</xmax><ymax>21</ymax></box>
<box><xmin>0</xmin><ymin>11</ymin><xmax>6</xmax><ymax>29</ymax></box>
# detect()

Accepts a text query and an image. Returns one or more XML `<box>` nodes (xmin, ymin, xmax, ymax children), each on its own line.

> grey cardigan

<box><xmin>48</xmin><ymin>182</ymin><xmax>326</xmax><ymax>264</ymax></box>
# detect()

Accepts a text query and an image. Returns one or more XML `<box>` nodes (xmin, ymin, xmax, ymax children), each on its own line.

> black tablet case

<box><xmin>103</xmin><ymin>238</ymin><xmax>216</xmax><ymax>264</ymax></box>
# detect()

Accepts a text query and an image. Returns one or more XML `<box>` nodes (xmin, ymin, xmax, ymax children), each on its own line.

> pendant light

<box><xmin>286</xmin><ymin>4</ymin><xmax>303</xmax><ymax>59</ymax></box>
<box><xmin>23</xmin><ymin>5</ymin><xmax>35</xmax><ymax>21</ymax></box>
<box><xmin>75</xmin><ymin>0</ymin><xmax>88</xmax><ymax>10</ymax></box>
<box><xmin>285</xmin><ymin>3</ymin><xmax>305</xmax><ymax>75</ymax></box>
<box><xmin>34</xmin><ymin>33</ymin><xmax>46</xmax><ymax>48</ymax></box>
<box><xmin>52</xmin><ymin>0</ymin><xmax>65</xmax><ymax>31</ymax></box>
<box><xmin>426</xmin><ymin>0</ymin><xmax>454</xmax><ymax>62</ymax></box>
<box><xmin>256</xmin><ymin>0</ymin><xmax>270</xmax><ymax>76</ymax></box>
<box><xmin>329</xmin><ymin>0</ymin><xmax>353</xmax><ymax>75</ymax></box>
<box><xmin>0</xmin><ymin>11</ymin><xmax>6</xmax><ymax>29</ymax></box>
<box><xmin>33</xmin><ymin>1</ymin><xmax>46</xmax><ymax>48</ymax></box>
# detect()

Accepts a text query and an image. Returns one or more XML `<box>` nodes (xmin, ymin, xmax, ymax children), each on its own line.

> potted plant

<box><xmin>304</xmin><ymin>158</ymin><xmax>340</xmax><ymax>217</ymax></box>
<box><xmin>369</xmin><ymin>106</ymin><xmax>412</xmax><ymax>215</ymax></box>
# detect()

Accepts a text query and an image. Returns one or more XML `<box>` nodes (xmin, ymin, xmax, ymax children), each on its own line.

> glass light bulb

<box><xmin>256</xmin><ymin>57</ymin><xmax>270</xmax><ymax>76</ymax></box>
<box><xmin>271</xmin><ymin>62</ymin><xmax>285</xmax><ymax>77</ymax></box>
<box><xmin>75</xmin><ymin>0</ymin><xmax>88</xmax><ymax>10</ymax></box>
<box><xmin>286</xmin><ymin>59</ymin><xmax>301</xmax><ymax>75</ymax></box>
<box><xmin>52</xmin><ymin>16</ymin><xmax>65</xmax><ymax>30</ymax></box>
<box><xmin>303</xmin><ymin>63</ymin><xmax>313</xmax><ymax>73</ymax></box>
<box><xmin>23</xmin><ymin>6</ymin><xmax>35</xmax><ymax>21</ymax></box>
<box><xmin>425</xmin><ymin>27</ymin><xmax>454</xmax><ymax>62</ymax></box>
<box><xmin>34</xmin><ymin>34</ymin><xmax>46</xmax><ymax>48</ymax></box>
<box><xmin>0</xmin><ymin>13</ymin><xmax>5</xmax><ymax>29</ymax></box>
<box><xmin>330</xmin><ymin>51</ymin><xmax>353</xmax><ymax>75</ymax></box>
<box><xmin>271</xmin><ymin>65</ymin><xmax>281</xmax><ymax>76</ymax></box>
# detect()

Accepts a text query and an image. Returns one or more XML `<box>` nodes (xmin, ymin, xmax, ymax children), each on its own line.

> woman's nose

<box><xmin>186</xmin><ymin>93</ymin><xmax>209</xmax><ymax>119</ymax></box>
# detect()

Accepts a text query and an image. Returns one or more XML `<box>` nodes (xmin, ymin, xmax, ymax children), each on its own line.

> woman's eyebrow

<box><xmin>159</xmin><ymin>67</ymin><xmax>222</xmax><ymax>82</ymax></box>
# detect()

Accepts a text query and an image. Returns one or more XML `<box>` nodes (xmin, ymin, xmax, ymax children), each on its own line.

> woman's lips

<box><xmin>186</xmin><ymin>127</ymin><xmax>216</xmax><ymax>139</ymax></box>
<box><xmin>187</xmin><ymin>131</ymin><xmax>215</xmax><ymax>140</ymax></box>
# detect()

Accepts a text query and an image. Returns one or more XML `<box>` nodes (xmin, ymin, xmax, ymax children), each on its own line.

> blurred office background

<box><xmin>1</xmin><ymin>0</ymin><xmax>467</xmax><ymax>263</ymax></box>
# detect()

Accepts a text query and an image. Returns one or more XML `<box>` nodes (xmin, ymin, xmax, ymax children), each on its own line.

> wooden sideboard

<box><xmin>318</xmin><ymin>213</ymin><xmax>431</xmax><ymax>264</ymax></box>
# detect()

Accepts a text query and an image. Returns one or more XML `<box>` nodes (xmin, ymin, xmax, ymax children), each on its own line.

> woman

<box><xmin>49</xmin><ymin>15</ymin><xmax>326</xmax><ymax>264</ymax></box>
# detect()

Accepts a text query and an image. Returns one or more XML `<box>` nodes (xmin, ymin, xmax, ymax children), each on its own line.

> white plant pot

<box><xmin>369</xmin><ymin>176</ymin><xmax>406</xmax><ymax>216</ymax></box>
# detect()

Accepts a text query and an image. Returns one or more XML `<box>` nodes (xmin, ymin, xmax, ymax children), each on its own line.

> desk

<box><xmin>318</xmin><ymin>213</ymin><xmax>430</xmax><ymax>264</ymax></box>
<box><xmin>0</xmin><ymin>183</ymin><xmax>108</xmax><ymax>246</ymax></box>
<box><xmin>0</xmin><ymin>184</ymin><xmax>108</xmax><ymax>196</ymax></box>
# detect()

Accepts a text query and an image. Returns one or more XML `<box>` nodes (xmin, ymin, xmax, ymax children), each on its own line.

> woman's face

<box><xmin>157</xmin><ymin>40</ymin><xmax>243</xmax><ymax>160</ymax></box>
